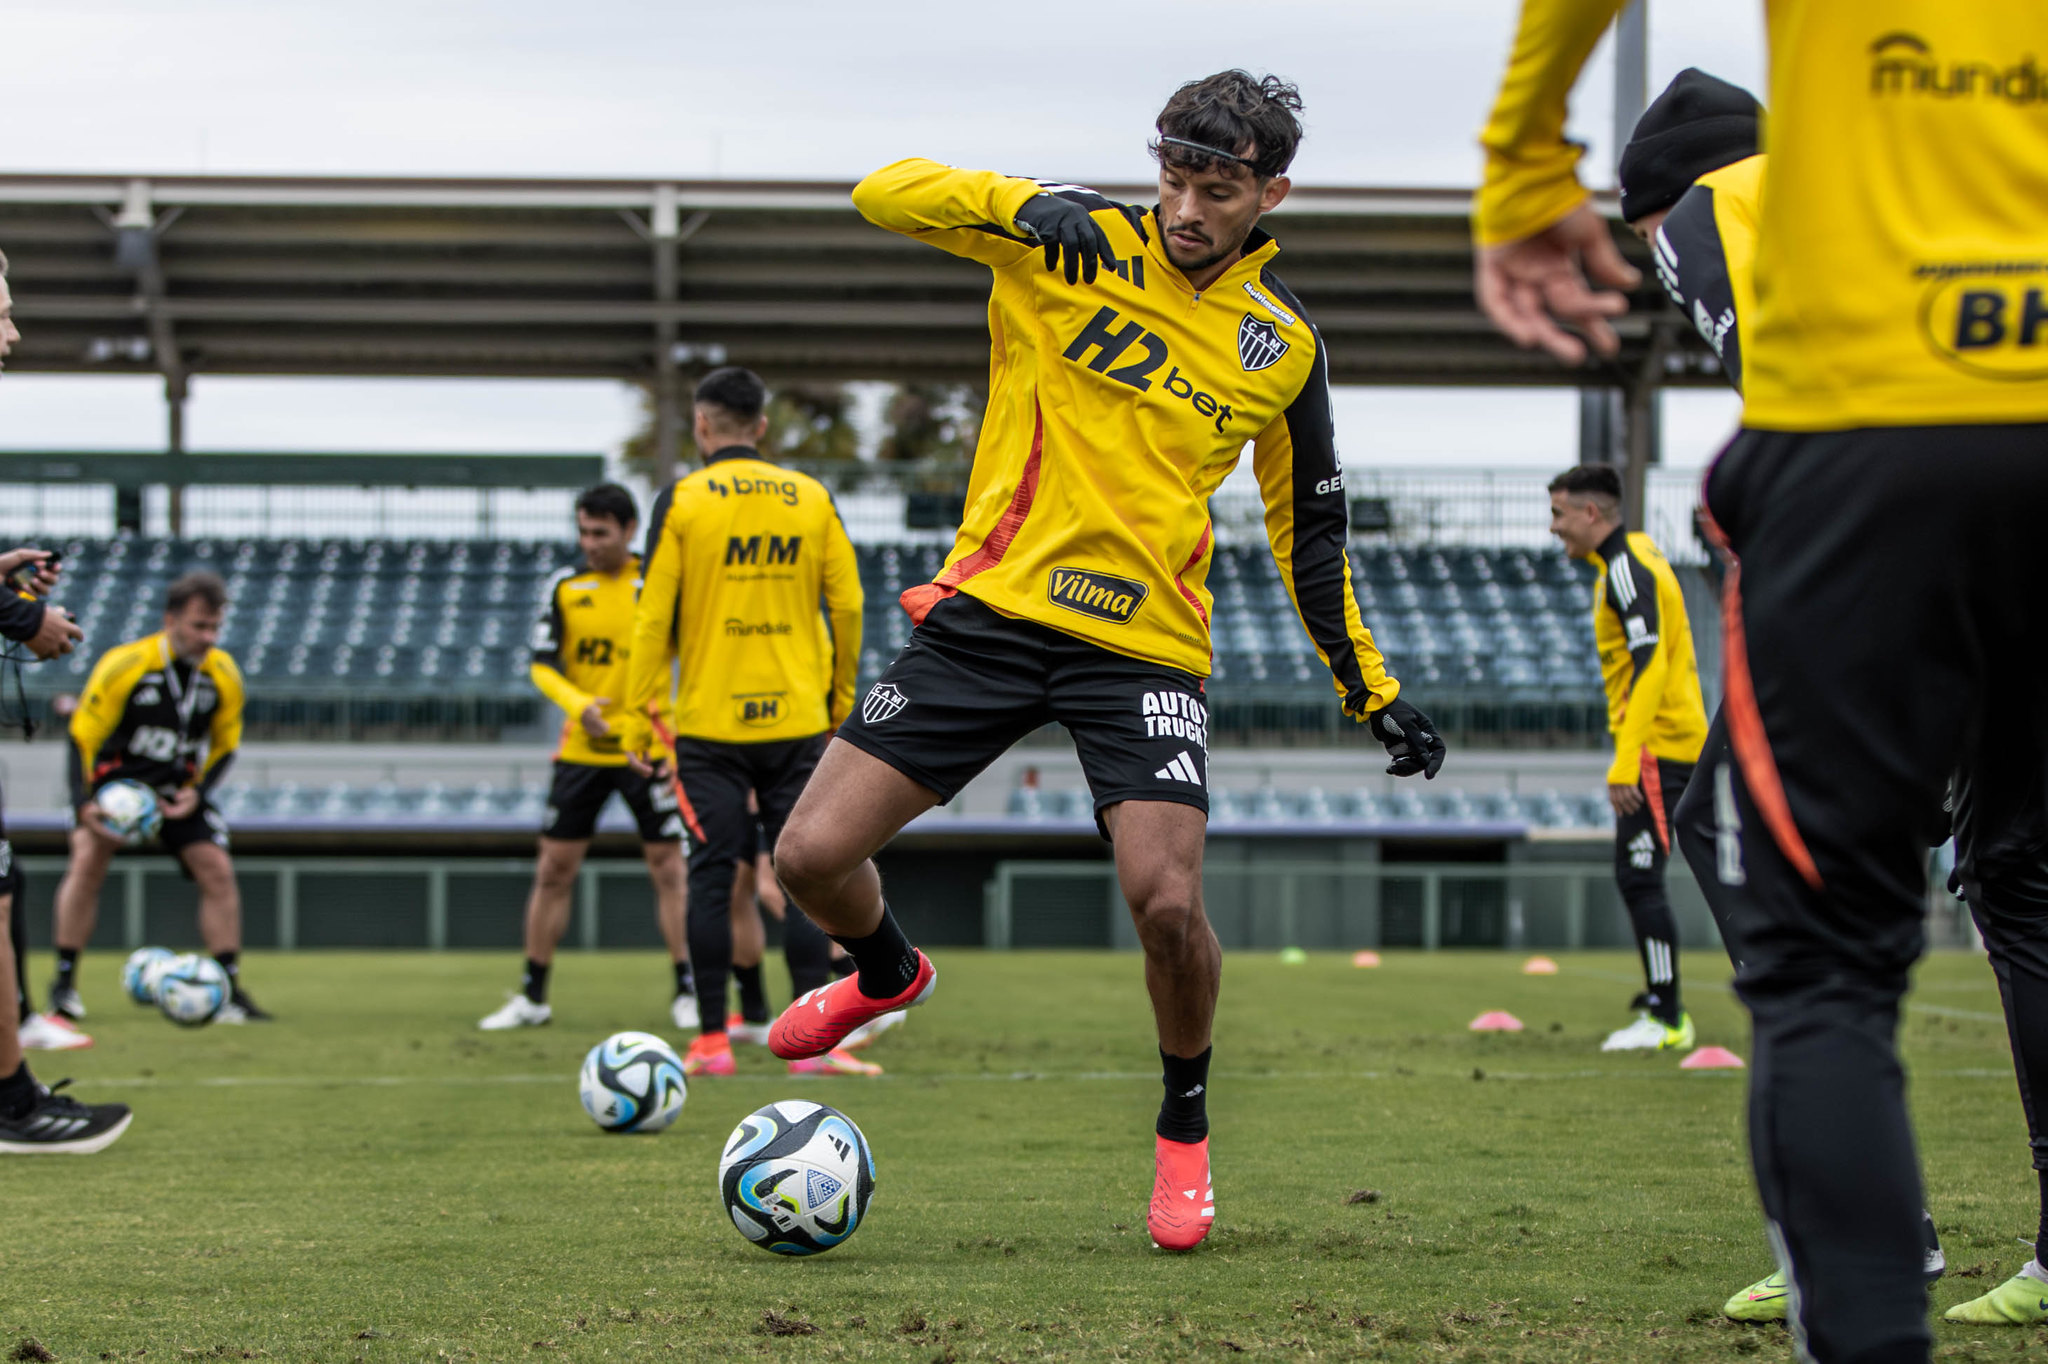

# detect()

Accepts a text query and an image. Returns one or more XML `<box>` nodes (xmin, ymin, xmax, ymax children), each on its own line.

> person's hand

<box><xmin>1367</xmin><ymin>698</ymin><xmax>1447</xmax><ymax>779</ymax></box>
<box><xmin>160</xmin><ymin>787</ymin><xmax>200</xmax><ymax>820</ymax></box>
<box><xmin>1475</xmin><ymin>203</ymin><xmax>1641</xmax><ymax>365</ymax></box>
<box><xmin>579</xmin><ymin>697</ymin><xmax>612</xmax><ymax>741</ymax></box>
<box><xmin>0</xmin><ymin>549</ymin><xmax>60</xmax><ymax>597</ymax></box>
<box><xmin>27</xmin><ymin>605</ymin><xmax>81</xmax><ymax>660</ymax></box>
<box><xmin>77</xmin><ymin>801</ymin><xmax>119</xmax><ymax>844</ymax></box>
<box><xmin>1609</xmin><ymin>782</ymin><xmax>1645</xmax><ymax>817</ymax></box>
<box><xmin>1012</xmin><ymin>193</ymin><xmax>1119</xmax><ymax>285</ymax></box>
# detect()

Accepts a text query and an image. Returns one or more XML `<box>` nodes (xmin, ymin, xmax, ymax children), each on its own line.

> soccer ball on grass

<box><xmin>155</xmin><ymin>954</ymin><xmax>229</xmax><ymax>1026</ymax></box>
<box><xmin>577</xmin><ymin>1031</ymin><xmax>687</xmax><ymax>1133</ymax></box>
<box><xmin>121</xmin><ymin>946</ymin><xmax>178</xmax><ymax>1005</ymax></box>
<box><xmin>718</xmin><ymin>1100</ymin><xmax>875</xmax><ymax>1256</ymax></box>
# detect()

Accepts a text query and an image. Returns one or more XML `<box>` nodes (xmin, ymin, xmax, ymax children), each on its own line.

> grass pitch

<box><xmin>3</xmin><ymin>947</ymin><xmax>2041</xmax><ymax>1362</ymax></box>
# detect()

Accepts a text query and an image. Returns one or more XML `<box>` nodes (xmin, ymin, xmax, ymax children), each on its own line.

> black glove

<box><xmin>1012</xmin><ymin>193</ymin><xmax>1118</xmax><ymax>286</ymax></box>
<box><xmin>1367</xmin><ymin>698</ymin><xmax>1446</xmax><ymax>779</ymax></box>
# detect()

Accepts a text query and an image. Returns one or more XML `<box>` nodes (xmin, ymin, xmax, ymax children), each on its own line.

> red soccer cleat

<box><xmin>1148</xmin><ymin>1135</ymin><xmax>1215</xmax><ymax>1252</ymax></box>
<box><xmin>768</xmin><ymin>951</ymin><xmax>937</xmax><ymax>1060</ymax></box>
<box><xmin>682</xmin><ymin>1032</ymin><xmax>735</xmax><ymax>1077</ymax></box>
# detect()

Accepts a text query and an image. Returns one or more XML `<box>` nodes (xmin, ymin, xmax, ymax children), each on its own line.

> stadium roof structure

<box><xmin>0</xmin><ymin>172</ymin><xmax>1723</xmax><ymax>392</ymax></box>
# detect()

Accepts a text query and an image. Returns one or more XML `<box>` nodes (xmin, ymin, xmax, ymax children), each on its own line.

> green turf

<box><xmin>3</xmin><ymin>948</ymin><xmax>2043</xmax><ymax>1362</ymax></box>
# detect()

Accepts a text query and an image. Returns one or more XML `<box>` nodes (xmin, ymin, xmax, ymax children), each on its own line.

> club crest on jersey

<box><xmin>1046</xmin><ymin>567</ymin><xmax>1148</xmax><ymax>624</ymax></box>
<box><xmin>862</xmin><ymin>682</ymin><xmax>907</xmax><ymax>725</ymax></box>
<box><xmin>1237</xmin><ymin>315</ymin><xmax>1288</xmax><ymax>372</ymax></box>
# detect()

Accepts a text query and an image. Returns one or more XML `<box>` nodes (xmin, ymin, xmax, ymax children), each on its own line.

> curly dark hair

<box><xmin>1151</xmin><ymin>70</ymin><xmax>1305</xmax><ymax>180</ymax></box>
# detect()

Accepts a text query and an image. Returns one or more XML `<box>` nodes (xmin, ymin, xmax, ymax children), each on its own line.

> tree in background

<box><xmin>620</xmin><ymin>380</ymin><xmax>983</xmax><ymax>480</ymax></box>
<box><xmin>877</xmin><ymin>384</ymin><xmax>985</xmax><ymax>463</ymax></box>
<box><xmin>765</xmin><ymin>384</ymin><xmax>859</xmax><ymax>463</ymax></box>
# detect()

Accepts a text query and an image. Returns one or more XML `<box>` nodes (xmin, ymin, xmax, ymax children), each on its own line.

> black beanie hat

<box><xmin>1617</xmin><ymin>68</ymin><xmax>1763</xmax><ymax>223</ymax></box>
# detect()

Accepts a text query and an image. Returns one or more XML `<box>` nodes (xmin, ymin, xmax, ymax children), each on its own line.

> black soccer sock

<box><xmin>53</xmin><ymin>948</ymin><xmax>78</xmax><ymax>989</ymax></box>
<box><xmin>827</xmin><ymin>904</ymin><xmax>919</xmax><ymax>1001</ymax></box>
<box><xmin>10</xmin><ymin>885</ymin><xmax>30</xmax><ymax>1023</ymax></box>
<box><xmin>521</xmin><ymin>958</ymin><xmax>550</xmax><ymax>1005</ymax></box>
<box><xmin>214</xmin><ymin>950</ymin><xmax>239</xmax><ymax>983</ymax></box>
<box><xmin>1157</xmin><ymin>1047</ymin><xmax>1212</xmax><ymax>1144</ymax></box>
<box><xmin>2036</xmin><ymin>1170</ymin><xmax>2048</xmax><ymax>1266</ymax></box>
<box><xmin>672</xmin><ymin>961</ymin><xmax>695</xmax><ymax>1000</ymax></box>
<box><xmin>0</xmin><ymin>1061</ymin><xmax>38</xmax><ymax>1120</ymax></box>
<box><xmin>733</xmin><ymin>963</ymin><xmax>768</xmax><ymax>1024</ymax></box>
<box><xmin>782</xmin><ymin>908</ymin><xmax>834</xmax><ymax>999</ymax></box>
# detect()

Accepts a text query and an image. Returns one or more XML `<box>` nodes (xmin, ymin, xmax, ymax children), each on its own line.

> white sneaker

<box><xmin>725</xmin><ymin>1014</ymin><xmax>771</xmax><ymax>1046</ymax></box>
<box><xmin>215</xmin><ymin>1001</ymin><xmax>247</xmax><ymax>1025</ymax></box>
<box><xmin>1600</xmin><ymin>1013</ymin><xmax>1670</xmax><ymax>1052</ymax></box>
<box><xmin>670</xmin><ymin>993</ymin><xmax>701</xmax><ymax>1030</ymax></box>
<box><xmin>840</xmin><ymin>1009</ymin><xmax>908</xmax><ymax>1052</ymax></box>
<box><xmin>478</xmin><ymin>995</ymin><xmax>551</xmax><ymax>1031</ymax></box>
<box><xmin>19</xmin><ymin>1012</ymin><xmax>94</xmax><ymax>1051</ymax></box>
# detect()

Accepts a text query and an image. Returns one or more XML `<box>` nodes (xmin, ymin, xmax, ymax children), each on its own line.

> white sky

<box><xmin>0</xmin><ymin>0</ymin><xmax>1762</xmax><ymax>471</ymax></box>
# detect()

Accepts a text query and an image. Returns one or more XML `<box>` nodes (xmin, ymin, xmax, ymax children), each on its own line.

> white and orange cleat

<box><xmin>1147</xmin><ymin>1135</ymin><xmax>1215</xmax><ymax>1252</ymax></box>
<box><xmin>787</xmin><ymin>1048</ymin><xmax>883</xmax><ymax>1077</ymax></box>
<box><xmin>726</xmin><ymin>1013</ymin><xmax>772</xmax><ymax>1047</ymax></box>
<box><xmin>682</xmin><ymin>1032</ymin><xmax>735</xmax><ymax>1077</ymax></box>
<box><xmin>768</xmin><ymin>952</ymin><xmax>936</xmax><ymax>1060</ymax></box>
<box><xmin>19</xmin><ymin>1012</ymin><xmax>94</xmax><ymax>1051</ymax></box>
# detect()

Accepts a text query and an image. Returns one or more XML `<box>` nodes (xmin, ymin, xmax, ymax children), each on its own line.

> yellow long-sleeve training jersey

<box><xmin>72</xmin><ymin>632</ymin><xmax>244</xmax><ymax>799</ymax></box>
<box><xmin>620</xmin><ymin>448</ymin><xmax>864</xmax><ymax>748</ymax></box>
<box><xmin>853</xmin><ymin>158</ymin><xmax>1399</xmax><ymax>718</ymax></box>
<box><xmin>1586</xmin><ymin>528</ymin><xmax>1708</xmax><ymax>785</ymax></box>
<box><xmin>1476</xmin><ymin>0</ymin><xmax>2048</xmax><ymax>431</ymax></box>
<box><xmin>528</xmin><ymin>553</ymin><xmax>673</xmax><ymax>766</ymax></box>
<box><xmin>1652</xmin><ymin>154</ymin><xmax>1763</xmax><ymax>396</ymax></box>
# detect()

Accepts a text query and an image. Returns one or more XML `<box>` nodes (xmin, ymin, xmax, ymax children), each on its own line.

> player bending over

<box><xmin>479</xmin><ymin>483</ymin><xmax>696</xmax><ymax>1032</ymax></box>
<box><xmin>754</xmin><ymin>71</ymin><xmax>1445</xmax><ymax>1252</ymax></box>
<box><xmin>616</xmin><ymin>366</ymin><xmax>870</xmax><ymax>1079</ymax></box>
<box><xmin>1547</xmin><ymin>464</ymin><xmax>1704</xmax><ymax>1052</ymax></box>
<box><xmin>50</xmin><ymin>571</ymin><xmax>268</xmax><ymax>1023</ymax></box>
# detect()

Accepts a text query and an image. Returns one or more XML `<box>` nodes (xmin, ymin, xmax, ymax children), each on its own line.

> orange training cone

<box><xmin>1680</xmin><ymin>1046</ymin><xmax>1746</xmax><ymax>1069</ymax></box>
<box><xmin>1351</xmin><ymin>950</ymin><xmax>1382</xmax><ymax>968</ymax></box>
<box><xmin>1521</xmin><ymin>956</ymin><xmax>1560</xmax><ymax>975</ymax></box>
<box><xmin>1469</xmin><ymin>1011</ymin><xmax>1524</xmax><ymax>1032</ymax></box>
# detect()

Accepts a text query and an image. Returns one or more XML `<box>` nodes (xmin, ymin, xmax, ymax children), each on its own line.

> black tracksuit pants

<box><xmin>671</xmin><ymin>734</ymin><xmax>834</xmax><ymax>1037</ymax></box>
<box><xmin>1703</xmin><ymin>422</ymin><xmax>2048</xmax><ymax>1364</ymax></box>
<box><xmin>1617</xmin><ymin>757</ymin><xmax>1692</xmax><ymax>1024</ymax></box>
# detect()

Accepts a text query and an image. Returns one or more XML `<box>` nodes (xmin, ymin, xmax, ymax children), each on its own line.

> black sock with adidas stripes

<box><xmin>827</xmin><ymin>904</ymin><xmax>919</xmax><ymax>1001</ymax></box>
<box><xmin>1157</xmin><ymin>1047</ymin><xmax>1212</xmax><ymax>1144</ymax></box>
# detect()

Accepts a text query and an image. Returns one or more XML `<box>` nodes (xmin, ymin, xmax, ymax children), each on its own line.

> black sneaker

<box><xmin>0</xmin><ymin>1079</ymin><xmax>132</xmax><ymax>1154</ymax></box>
<box><xmin>218</xmin><ymin>988</ymin><xmax>274</xmax><ymax>1023</ymax></box>
<box><xmin>47</xmin><ymin>982</ymin><xmax>85</xmax><ymax>1021</ymax></box>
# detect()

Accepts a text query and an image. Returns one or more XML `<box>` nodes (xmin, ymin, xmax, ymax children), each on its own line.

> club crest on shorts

<box><xmin>1237</xmin><ymin>314</ymin><xmax>1288</xmax><ymax>372</ymax></box>
<box><xmin>862</xmin><ymin>682</ymin><xmax>907</xmax><ymax>725</ymax></box>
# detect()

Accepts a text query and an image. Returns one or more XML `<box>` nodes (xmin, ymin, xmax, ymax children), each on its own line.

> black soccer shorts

<box><xmin>543</xmin><ymin>762</ymin><xmax>685</xmax><ymax>844</ymax></box>
<box><xmin>837</xmin><ymin>592</ymin><xmax>1211</xmax><ymax>837</ymax></box>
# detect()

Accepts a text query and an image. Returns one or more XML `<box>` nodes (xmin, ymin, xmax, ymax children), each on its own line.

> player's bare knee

<box><xmin>772</xmin><ymin>822</ymin><xmax>844</xmax><ymax>901</ymax></box>
<box><xmin>534</xmin><ymin>844</ymin><xmax>582</xmax><ymax>893</ymax></box>
<box><xmin>1128</xmin><ymin>883</ymin><xmax>1204</xmax><ymax>951</ymax></box>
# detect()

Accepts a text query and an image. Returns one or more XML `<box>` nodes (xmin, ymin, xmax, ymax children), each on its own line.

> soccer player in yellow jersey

<box><xmin>1547</xmin><ymin>465</ymin><xmax>1705</xmax><ymax>1053</ymax></box>
<box><xmin>614</xmin><ymin>367</ymin><xmax>868</xmax><ymax>1079</ymax></box>
<box><xmin>478</xmin><ymin>484</ymin><xmax>696</xmax><ymax>1032</ymax></box>
<box><xmin>51</xmin><ymin>572</ymin><xmax>264</xmax><ymax>1022</ymax></box>
<box><xmin>747</xmin><ymin>71</ymin><xmax>1446</xmax><ymax>1253</ymax></box>
<box><xmin>1478</xmin><ymin>4</ymin><xmax>2048</xmax><ymax>1357</ymax></box>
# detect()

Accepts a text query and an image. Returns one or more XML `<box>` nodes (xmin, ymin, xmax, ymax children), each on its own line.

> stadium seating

<box><xmin>35</xmin><ymin>537</ymin><xmax>1600</xmax><ymax>705</ymax></box>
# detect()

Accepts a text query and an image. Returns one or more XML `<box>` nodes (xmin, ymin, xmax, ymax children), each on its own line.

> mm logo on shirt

<box><xmin>1918</xmin><ymin>265</ymin><xmax>2048</xmax><ymax>380</ymax></box>
<box><xmin>735</xmin><ymin>693</ymin><xmax>787</xmax><ymax>728</ymax></box>
<box><xmin>1047</xmin><ymin>567</ymin><xmax>1148</xmax><ymax>624</ymax></box>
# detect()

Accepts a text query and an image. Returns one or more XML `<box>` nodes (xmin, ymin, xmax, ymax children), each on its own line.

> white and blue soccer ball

<box><xmin>155</xmin><ymin>953</ymin><xmax>229</xmax><ymax>1026</ymax></box>
<box><xmin>96</xmin><ymin>779</ymin><xmax>162</xmax><ymax>846</ymax></box>
<box><xmin>718</xmin><ymin>1100</ymin><xmax>876</xmax><ymax>1256</ymax></box>
<box><xmin>578</xmin><ymin>1031</ymin><xmax>687</xmax><ymax>1133</ymax></box>
<box><xmin>121</xmin><ymin>946</ymin><xmax>178</xmax><ymax>1005</ymax></box>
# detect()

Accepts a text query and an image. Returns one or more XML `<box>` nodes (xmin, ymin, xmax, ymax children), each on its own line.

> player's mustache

<box><xmin>1164</xmin><ymin>221</ymin><xmax>1211</xmax><ymax>243</ymax></box>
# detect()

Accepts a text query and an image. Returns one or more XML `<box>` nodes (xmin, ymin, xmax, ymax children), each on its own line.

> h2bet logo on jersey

<box><xmin>1917</xmin><ymin>262</ymin><xmax>2048</xmax><ymax>381</ymax></box>
<box><xmin>1046</xmin><ymin>567</ymin><xmax>1148</xmax><ymax>625</ymax></box>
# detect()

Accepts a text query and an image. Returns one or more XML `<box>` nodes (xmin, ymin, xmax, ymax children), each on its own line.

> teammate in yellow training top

<box><xmin>49</xmin><ymin>571</ymin><xmax>265</xmax><ymax>1022</ymax></box>
<box><xmin>734</xmin><ymin>71</ymin><xmax>1447</xmax><ymax>1254</ymax></box>
<box><xmin>1547</xmin><ymin>464</ymin><xmax>1705</xmax><ymax>1053</ymax></box>
<box><xmin>1477</xmin><ymin>4</ymin><xmax>2048</xmax><ymax>1358</ymax></box>
<box><xmin>614</xmin><ymin>366</ymin><xmax>868</xmax><ymax>1080</ymax></box>
<box><xmin>477</xmin><ymin>484</ymin><xmax>695</xmax><ymax>1033</ymax></box>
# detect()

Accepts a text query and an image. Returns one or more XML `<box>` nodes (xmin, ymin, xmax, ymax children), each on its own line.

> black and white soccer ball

<box><xmin>155</xmin><ymin>953</ymin><xmax>229</xmax><ymax>1026</ymax></box>
<box><xmin>96</xmin><ymin>779</ymin><xmax>162</xmax><ymax>846</ymax></box>
<box><xmin>578</xmin><ymin>1031</ymin><xmax>687</xmax><ymax>1133</ymax></box>
<box><xmin>718</xmin><ymin>1100</ymin><xmax>875</xmax><ymax>1256</ymax></box>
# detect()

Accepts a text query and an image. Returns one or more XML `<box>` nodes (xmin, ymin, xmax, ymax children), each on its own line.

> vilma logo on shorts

<box><xmin>862</xmin><ymin>683</ymin><xmax>907</xmax><ymax>725</ymax></box>
<box><xmin>1046</xmin><ymin>567</ymin><xmax>1148</xmax><ymax>624</ymax></box>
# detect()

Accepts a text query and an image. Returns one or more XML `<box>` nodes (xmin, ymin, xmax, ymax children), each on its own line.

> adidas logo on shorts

<box><xmin>1154</xmin><ymin>752</ymin><xmax>1202</xmax><ymax>786</ymax></box>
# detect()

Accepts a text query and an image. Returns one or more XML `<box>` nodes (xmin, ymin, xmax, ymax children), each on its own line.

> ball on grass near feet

<box><xmin>121</xmin><ymin>946</ymin><xmax>178</xmax><ymax>1005</ymax></box>
<box><xmin>95</xmin><ymin>779</ymin><xmax>162</xmax><ymax>846</ymax></box>
<box><xmin>155</xmin><ymin>954</ymin><xmax>229</xmax><ymax>1026</ymax></box>
<box><xmin>578</xmin><ymin>1031</ymin><xmax>687</xmax><ymax>1133</ymax></box>
<box><xmin>719</xmin><ymin>1100</ymin><xmax>875</xmax><ymax>1256</ymax></box>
